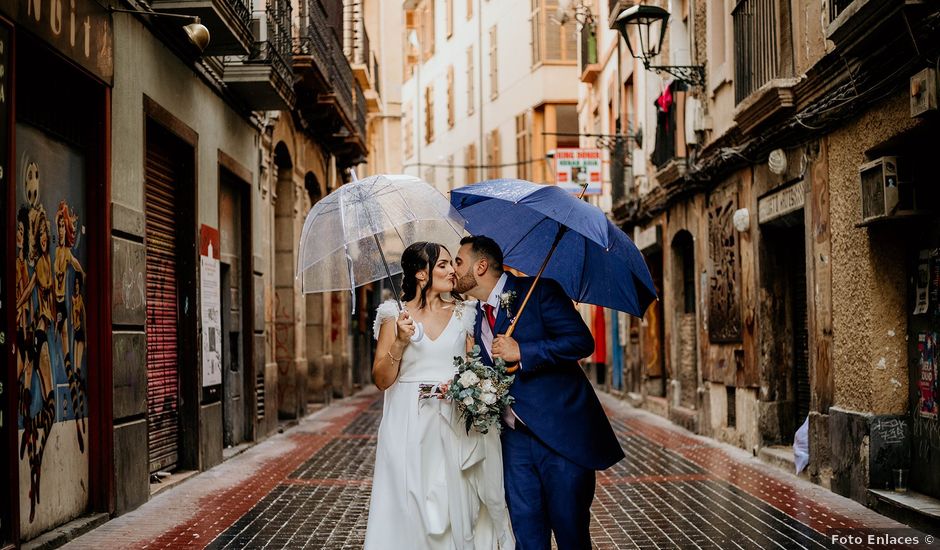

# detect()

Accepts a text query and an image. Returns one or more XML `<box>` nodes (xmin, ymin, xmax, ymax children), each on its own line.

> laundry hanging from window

<box><xmin>652</xmin><ymin>80</ymin><xmax>687</xmax><ymax>168</ymax></box>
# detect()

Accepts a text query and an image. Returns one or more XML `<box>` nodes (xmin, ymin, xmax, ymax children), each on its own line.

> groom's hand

<box><xmin>492</xmin><ymin>335</ymin><xmax>521</xmax><ymax>363</ymax></box>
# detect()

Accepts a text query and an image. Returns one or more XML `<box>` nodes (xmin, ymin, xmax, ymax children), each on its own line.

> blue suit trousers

<box><xmin>502</xmin><ymin>425</ymin><xmax>595</xmax><ymax>550</ymax></box>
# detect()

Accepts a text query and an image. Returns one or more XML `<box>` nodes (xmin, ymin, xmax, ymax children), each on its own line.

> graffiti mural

<box><xmin>15</xmin><ymin>123</ymin><xmax>88</xmax><ymax>524</ymax></box>
<box><xmin>708</xmin><ymin>185</ymin><xmax>742</xmax><ymax>343</ymax></box>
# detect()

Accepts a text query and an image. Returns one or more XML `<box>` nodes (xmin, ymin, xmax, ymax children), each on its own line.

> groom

<box><xmin>454</xmin><ymin>235</ymin><xmax>624</xmax><ymax>550</ymax></box>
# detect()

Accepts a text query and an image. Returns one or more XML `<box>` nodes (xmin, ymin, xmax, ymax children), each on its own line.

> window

<box><xmin>486</xmin><ymin>128</ymin><xmax>501</xmax><ymax>179</ymax></box>
<box><xmin>531</xmin><ymin>0</ymin><xmax>577</xmax><ymax>65</ymax></box>
<box><xmin>516</xmin><ymin>113</ymin><xmax>532</xmax><ymax>180</ymax></box>
<box><xmin>707</xmin><ymin>0</ymin><xmax>732</xmax><ymax>91</ymax></box>
<box><xmin>403</xmin><ymin>102</ymin><xmax>414</xmax><ymax>158</ymax></box>
<box><xmin>489</xmin><ymin>25</ymin><xmax>498</xmax><ymax>100</ymax></box>
<box><xmin>447</xmin><ymin>65</ymin><xmax>455</xmax><ymax>128</ymax></box>
<box><xmin>424</xmin><ymin>85</ymin><xmax>434</xmax><ymax>144</ymax></box>
<box><xmin>420</xmin><ymin>0</ymin><xmax>436</xmax><ymax>61</ymax></box>
<box><xmin>405</xmin><ymin>9</ymin><xmax>418</xmax><ymax>78</ymax></box>
<box><xmin>446</xmin><ymin>0</ymin><xmax>454</xmax><ymax>38</ymax></box>
<box><xmin>466</xmin><ymin>46</ymin><xmax>475</xmax><ymax>115</ymax></box>
<box><xmin>623</xmin><ymin>76</ymin><xmax>635</xmax><ymax>136</ymax></box>
<box><xmin>465</xmin><ymin>142</ymin><xmax>478</xmax><ymax>183</ymax></box>
<box><xmin>555</xmin><ymin>104</ymin><xmax>579</xmax><ymax>148</ymax></box>
<box><xmin>530</xmin><ymin>0</ymin><xmax>541</xmax><ymax>65</ymax></box>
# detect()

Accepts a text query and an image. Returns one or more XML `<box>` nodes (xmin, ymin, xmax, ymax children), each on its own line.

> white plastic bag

<box><xmin>793</xmin><ymin>416</ymin><xmax>810</xmax><ymax>474</ymax></box>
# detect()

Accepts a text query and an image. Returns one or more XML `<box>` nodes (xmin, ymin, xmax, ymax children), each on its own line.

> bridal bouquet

<box><xmin>447</xmin><ymin>346</ymin><xmax>515</xmax><ymax>434</ymax></box>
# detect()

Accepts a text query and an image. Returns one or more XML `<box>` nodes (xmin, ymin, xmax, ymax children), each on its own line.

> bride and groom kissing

<box><xmin>365</xmin><ymin>236</ymin><xmax>623</xmax><ymax>550</ymax></box>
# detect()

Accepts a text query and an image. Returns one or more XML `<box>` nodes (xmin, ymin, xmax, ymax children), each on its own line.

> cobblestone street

<box><xmin>64</xmin><ymin>389</ymin><xmax>928</xmax><ymax>549</ymax></box>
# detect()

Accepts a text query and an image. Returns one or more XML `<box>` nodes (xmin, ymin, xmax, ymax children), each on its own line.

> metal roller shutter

<box><xmin>145</xmin><ymin>132</ymin><xmax>181</xmax><ymax>475</ymax></box>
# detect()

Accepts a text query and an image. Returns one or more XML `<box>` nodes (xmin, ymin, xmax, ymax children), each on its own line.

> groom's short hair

<box><xmin>460</xmin><ymin>235</ymin><xmax>503</xmax><ymax>273</ymax></box>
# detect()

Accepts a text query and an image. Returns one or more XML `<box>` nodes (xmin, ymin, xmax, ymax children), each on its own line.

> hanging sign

<box><xmin>555</xmin><ymin>148</ymin><xmax>602</xmax><ymax>195</ymax></box>
<box><xmin>0</xmin><ymin>0</ymin><xmax>113</xmax><ymax>83</ymax></box>
<box><xmin>758</xmin><ymin>181</ymin><xmax>805</xmax><ymax>224</ymax></box>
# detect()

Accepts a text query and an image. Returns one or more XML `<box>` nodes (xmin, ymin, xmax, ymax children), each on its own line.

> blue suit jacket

<box><xmin>474</xmin><ymin>273</ymin><xmax>624</xmax><ymax>471</ymax></box>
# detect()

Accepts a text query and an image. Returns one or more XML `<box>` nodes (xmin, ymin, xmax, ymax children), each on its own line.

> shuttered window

<box><xmin>486</xmin><ymin>128</ymin><xmax>501</xmax><ymax>180</ymax></box>
<box><xmin>465</xmin><ymin>143</ymin><xmax>478</xmax><ymax>184</ymax></box>
<box><xmin>447</xmin><ymin>65</ymin><xmax>455</xmax><ymax>129</ymax></box>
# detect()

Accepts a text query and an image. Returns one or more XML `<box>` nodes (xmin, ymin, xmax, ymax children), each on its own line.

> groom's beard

<box><xmin>454</xmin><ymin>271</ymin><xmax>477</xmax><ymax>294</ymax></box>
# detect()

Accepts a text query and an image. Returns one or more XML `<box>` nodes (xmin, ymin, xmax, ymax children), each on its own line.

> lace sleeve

<box><xmin>456</xmin><ymin>299</ymin><xmax>478</xmax><ymax>335</ymax></box>
<box><xmin>373</xmin><ymin>300</ymin><xmax>401</xmax><ymax>340</ymax></box>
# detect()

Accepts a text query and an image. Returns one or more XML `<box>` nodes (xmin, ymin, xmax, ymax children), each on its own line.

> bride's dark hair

<box><xmin>401</xmin><ymin>241</ymin><xmax>446</xmax><ymax>309</ymax></box>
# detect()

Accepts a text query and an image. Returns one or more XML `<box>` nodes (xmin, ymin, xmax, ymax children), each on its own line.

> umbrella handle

<box><xmin>504</xmin><ymin>181</ymin><xmax>587</xmax><ymax>340</ymax></box>
<box><xmin>372</xmin><ymin>233</ymin><xmax>405</xmax><ymax>312</ymax></box>
<box><xmin>502</xmin><ymin>225</ymin><xmax>569</xmax><ymax>374</ymax></box>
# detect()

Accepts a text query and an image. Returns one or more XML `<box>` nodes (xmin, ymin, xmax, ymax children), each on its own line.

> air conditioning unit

<box><xmin>859</xmin><ymin>156</ymin><xmax>917</xmax><ymax>224</ymax></box>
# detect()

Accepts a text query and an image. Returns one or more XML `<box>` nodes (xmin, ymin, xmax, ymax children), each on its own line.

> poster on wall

<box><xmin>914</xmin><ymin>250</ymin><xmax>930</xmax><ymax>315</ymax></box>
<box><xmin>917</xmin><ymin>332</ymin><xmax>939</xmax><ymax>419</ymax></box>
<box><xmin>200</xmin><ymin>225</ymin><xmax>222</xmax><ymax>390</ymax></box>
<box><xmin>15</xmin><ymin>123</ymin><xmax>89</xmax><ymax>525</ymax></box>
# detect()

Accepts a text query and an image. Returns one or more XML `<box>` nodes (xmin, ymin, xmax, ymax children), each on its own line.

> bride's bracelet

<box><xmin>387</xmin><ymin>350</ymin><xmax>402</xmax><ymax>363</ymax></box>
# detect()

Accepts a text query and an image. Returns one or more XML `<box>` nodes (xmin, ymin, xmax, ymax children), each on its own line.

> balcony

<box><xmin>293</xmin><ymin>1</ymin><xmax>367</xmax><ymax>162</ymax></box>
<box><xmin>151</xmin><ymin>0</ymin><xmax>253</xmax><ymax>55</ymax></box>
<box><xmin>579</xmin><ymin>21</ymin><xmax>600</xmax><ymax>84</ymax></box>
<box><xmin>732</xmin><ymin>0</ymin><xmax>780</xmax><ymax>105</ymax></box>
<box><xmin>223</xmin><ymin>0</ymin><xmax>295</xmax><ymax>111</ymax></box>
<box><xmin>350</xmin><ymin>20</ymin><xmax>382</xmax><ymax>112</ymax></box>
<box><xmin>827</xmin><ymin>0</ymin><xmax>925</xmax><ymax>56</ymax></box>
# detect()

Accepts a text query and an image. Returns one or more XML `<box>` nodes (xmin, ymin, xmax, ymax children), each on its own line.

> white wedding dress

<box><xmin>364</xmin><ymin>299</ymin><xmax>514</xmax><ymax>550</ymax></box>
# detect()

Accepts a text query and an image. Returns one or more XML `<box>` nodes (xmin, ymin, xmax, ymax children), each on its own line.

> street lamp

<box><xmin>612</xmin><ymin>4</ymin><xmax>705</xmax><ymax>88</ymax></box>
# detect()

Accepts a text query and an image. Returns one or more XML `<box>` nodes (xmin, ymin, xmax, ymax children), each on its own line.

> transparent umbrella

<box><xmin>297</xmin><ymin>173</ymin><xmax>466</xmax><ymax>317</ymax></box>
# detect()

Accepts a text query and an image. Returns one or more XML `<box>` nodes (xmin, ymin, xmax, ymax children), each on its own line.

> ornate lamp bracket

<box><xmin>647</xmin><ymin>64</ymin><xmax>706</xmax><ymax>88</ymax></box>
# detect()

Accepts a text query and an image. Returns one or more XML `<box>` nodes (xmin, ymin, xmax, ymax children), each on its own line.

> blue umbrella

<box><xmin>450</xmin><ymin>178</ymin><xmax>657</xmax><ymax>320</ymax></box>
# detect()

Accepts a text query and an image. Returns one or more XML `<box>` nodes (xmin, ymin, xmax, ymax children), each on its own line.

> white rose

<box><xmin>480</xmin><ymin>392</ymin><xmax>497</xmax><ymax>405</ymax></box>
<box><xmin>479</xmin><ymin>379</ymin><xmax>496</xmax><ymax>393</ymax></box>
<box><xmin>463</xmin><ymin>396</ymin><xmax>475</xmax><ymax>407</ymax></box>
<box><xmin>459</xmin><ymin>370</ymin><xmax>480</xmax><ymax>387</ymax></box>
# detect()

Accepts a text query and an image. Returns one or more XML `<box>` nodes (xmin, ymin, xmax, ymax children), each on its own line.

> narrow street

<box><xmin>61</xmin><ymin>389</ymin><xmax>925</xmax><ymax>550</ymax></box>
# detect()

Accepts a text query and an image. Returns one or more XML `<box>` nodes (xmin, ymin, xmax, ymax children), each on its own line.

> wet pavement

<box><xmin>64</xmin><ymin>388</ymin><xmax>929</xmax><ymax>549</ymax></box>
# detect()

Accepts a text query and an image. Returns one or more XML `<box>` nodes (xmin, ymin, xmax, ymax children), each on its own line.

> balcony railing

<box><xmin>829</xmin><ymin>0</ymin><xmax>854</xmax><ymax>22</ymax></box>
<box><xmin>373</xmin><ymin>57</ymin><xmax>381</xmax><ymax>97</ymax></box>
<box><xmin>732</xmin><ymin>0</ymin><xmax>779</xmax><ymax>104</ymax></box>
<box><xmin>221</xmin><ymin>0</ymin><xmax>294</xmax><ymax>109</ymax></box>
<box><xmin>353</xmin><ymin>20</ymin><xmax>370</xmax><ymax>67</ymax></box>
<box><xmin>294</xmin><ymin>0</ymin><xmax>365</xmax><ymax>152</ymax></box>
<box><xmin>580</xmin><ymin>22</ymin><xmax>597</xmax><ymax>70</ymax></box>
<box><xmin>150</xmin><ymin>0</ymin><xmax>253</xmax><ymax>55</ymax></box>
<box><xmin>354</xmin><ymin>83</ymin><xmax>367</xmax><ymax>139</ymax></box>
<box><xmin>579</xmin><ymin>21</ymin><xmax>600</xmax><ymax>83</ymax></box>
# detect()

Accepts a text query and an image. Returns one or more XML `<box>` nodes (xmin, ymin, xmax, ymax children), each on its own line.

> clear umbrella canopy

<box><xmin>297</xmin><ymin>174</ymin><xmax>466</xmax><ymax>298</ymax></box>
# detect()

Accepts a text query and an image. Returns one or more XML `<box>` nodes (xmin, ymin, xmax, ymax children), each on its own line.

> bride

<box><xmin>365</xmin><ymin>241</ymin><xmax>514</xmax><ymax>549</ymax></box>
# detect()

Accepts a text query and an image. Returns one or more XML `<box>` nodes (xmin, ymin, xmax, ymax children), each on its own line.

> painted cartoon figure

<box><xmin>24</xmin><ymin>160</ymin><xmax>46</xmax><ymax>258</ymax></box>
<box><xmin>16</xmin><ymin>208</ymin><xmax>57</xmax><ymax>522</ymax></box>
<box><xmin>55</xmin><ymin>200</ymin><xmax>86</xmax><ymax>450</ymax></box>
<box><xmin>71</xmin><ymin>272</ymin><xmax>87</xmax><ymax>441</ymax></box>
<box><xmin>15</xmin><ymin>207</ymin><xmax>34</xmax><ymax>386</ymax></box>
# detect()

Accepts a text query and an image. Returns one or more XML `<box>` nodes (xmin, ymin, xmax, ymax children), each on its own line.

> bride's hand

<box><xmin>396</xmin><ymin>311</ymin><xmax>416</xmax><ymax>344</ymax></box>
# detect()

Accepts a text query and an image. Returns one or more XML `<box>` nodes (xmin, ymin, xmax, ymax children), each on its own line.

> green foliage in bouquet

<box><xmin>447</xmin><ymin>345</ymin><xmax>516</xmax><ymax>434</ymax></box>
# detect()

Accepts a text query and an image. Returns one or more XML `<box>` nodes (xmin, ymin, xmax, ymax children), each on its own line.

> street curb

<box><xmin>22</xmin><ymin>513</ymin><xmax>110</xmax><ymax>550</ymax></box>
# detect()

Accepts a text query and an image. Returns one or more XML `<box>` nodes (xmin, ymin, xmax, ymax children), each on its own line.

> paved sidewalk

<box><xmin>63</xmin><ymin>388</ymin><xmax>929</xmax><ymax>549</ymax></box>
